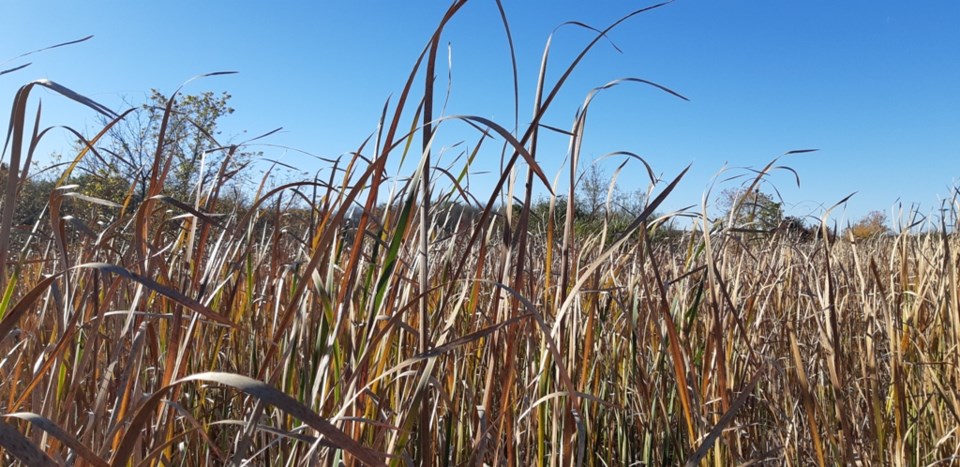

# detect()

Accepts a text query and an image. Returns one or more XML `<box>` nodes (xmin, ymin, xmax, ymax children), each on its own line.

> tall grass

<box><xmin>2</xmin><ymin>2</ymin><xmax>959</xmax><ymax>465</ymax></box>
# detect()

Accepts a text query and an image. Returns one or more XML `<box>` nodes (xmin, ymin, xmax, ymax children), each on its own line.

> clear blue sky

<box><xmin>2</xmin><ymin>1</ymin><xmax>959</xmax><ymax>227</ymax></box>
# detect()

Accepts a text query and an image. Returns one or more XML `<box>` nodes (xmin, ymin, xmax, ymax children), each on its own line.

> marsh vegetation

<box><xmin>0</xmin><ymin>2</ymin><xmax>957</xmax><ymax>466</ymax></box>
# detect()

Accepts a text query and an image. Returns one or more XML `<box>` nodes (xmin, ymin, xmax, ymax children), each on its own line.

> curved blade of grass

<box><xmin>209</xmin><ymin>420</ymin><xmax>325</xmax><ymax>444</ymax></box>
<box><xmin>0</xmin><ymin>273</ymin><xmax>58</xmax><ymax>342</ymax></box>
<box><xmin>557</xmin><ymin>20</ymin><xmax>625</xmax><ymax>52</ymax></box>
<box><xmin>587</xmin><ymin>77</ymin><xmax>689</xmax><ymax>103</ymax></box>
<box><xmin>31</xmin><ymin>79</ymin><xmax>117</xmax><ymax>117</ymax></box>
<box><xmin>4</xmin><ymin>412</ymin><xmax>109</xmax><ymax>467</ymax></box>
<box><xmin>75</xmin><ymin>263</ymin><xmax>234</xmax><ymax>327</ymax></box>
<box><xmin>0</xmin><ymin>63</ymin><xmax>31</xmax><ymax>76</ymax></box>
<box><xmin>2</xmin><ymin>35</ymin><xmax>93</xmax><ymax>65</ymax></box>
<box><xmin>170</xmin><ymin>71</ymin><xmax>239</xmax><ymax>98</ymax></box>
<box><xmin>151</xmin><ymin>195</ymin><xmax>224</xmax><ymax>226</ymax></box>
<box><xmin>595</xmin><ymin>150</ymin><xmax>659</xmax><ymax>185</ymax></box>
<box><xmin>110</xmin><ymin>372</ymin><xmax>386</xmax><ymax>466</ymax></box>
<box><xmin>62</xmin><ymin>192</ymin><xmax>123</xmax><ymax>208</ymax></box>
<box><xmin>411</xmin><ymin>312</ymin><xmax>534</xmax><ymax>361</ymax></box>
<box><xmin>516</xmin><ymin>390</ymin><xmax>616</xmax><ymax>425</ymax></box>
<box><xmin>0</xmin><ymin>420</ymin><xmax>57</xmax><ymax>466</ymax></box>
<box><xmin>784</xmin><ymin>148</ymin><xmax>818</xmax><ymax>155</ymax></box>
<box><xmin>683</xmin><ymin>366</ymin><xmax>765</xmax><ymax>467</ymax></box>
<box><xmin>444</xmin><ymin>115</ymin><xmax>552</xmax><ymax>193</ymax></box>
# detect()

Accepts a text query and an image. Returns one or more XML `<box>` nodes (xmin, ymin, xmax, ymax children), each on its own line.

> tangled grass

<box><xmin>1</xmin><ymin>2</ymin><xmax>958</xmax><ymax>465</ymax></box>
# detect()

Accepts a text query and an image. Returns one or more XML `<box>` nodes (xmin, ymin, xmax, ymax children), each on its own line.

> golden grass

<box><xmin>1</xmin><ymin>2</ymin><xmax>959</xmax><ymax>465</ymax></box>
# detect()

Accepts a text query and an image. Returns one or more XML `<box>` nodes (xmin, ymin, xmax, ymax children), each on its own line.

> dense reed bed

<box><xmin>2</xmin><ymin>2</ymin><xmax>959</xmax><ymax>465</ymax></box>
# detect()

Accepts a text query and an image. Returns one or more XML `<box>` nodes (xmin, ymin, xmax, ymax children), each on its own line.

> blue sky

<box><xmin>2</xmin><ymin>1</ymin><xmax>959</xmax><ymax>227</ymax></box>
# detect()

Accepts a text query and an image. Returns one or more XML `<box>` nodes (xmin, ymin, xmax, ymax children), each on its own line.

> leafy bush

<box><xmin>846</xmin><ymin>209</ymin><xmax>891</xmax><ymax>240</ymax></box>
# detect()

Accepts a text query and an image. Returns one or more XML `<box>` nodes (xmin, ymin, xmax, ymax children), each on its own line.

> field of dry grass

<box><xmin>1</xmin><ymin>2</ymin><xmax>959</xmax><ymax>466</ymax></box>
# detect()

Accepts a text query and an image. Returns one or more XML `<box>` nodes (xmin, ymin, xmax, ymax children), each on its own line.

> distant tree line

<box><xmin>2</xmin><ymin>89</ymin><xmax>897</xmax><ymax>249</ymax></box>
<box><xmin>718</xmin><ymin>186</ymin><xmax>892</xmax><ymax>241</ymax></box>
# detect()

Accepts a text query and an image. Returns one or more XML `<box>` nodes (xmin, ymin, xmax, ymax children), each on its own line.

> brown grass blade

<box><xmin>113</xmin><ymin>373</ymin><xmax>387</xmax><ymax>466</ymax></box>
<box><xmin>74</xmin><ymin>263</ymin><xmax>234</xmax><ymax>327</ymax></box>
<box><xmin>684</xmin><ymin>366</ymin><xmax>765</xmax><ymax>466</ymax></box>
<box><xmin>0</xmin><ymin>420</ymin><xmax>58</xmax><ymax>466</ymax></box>
<box><xmin>0</xmin><ymin>273</ymin><xmax>58</xmax><ymax>342</ymax></box>
<box><xmin>3</xmin><ymin>412</ymin><xmax>109</xmax><ymax>467</ymax></box>
<box><xmin>181</xmin><ymin>372</ymin><xmax>386</xmax><ymax>465</ymax></box>
<box><xmin>150</xmin><ymin>195</ymin><xmax>224</xmax><ymax>226</ymax></box>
